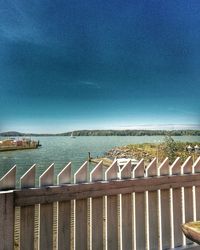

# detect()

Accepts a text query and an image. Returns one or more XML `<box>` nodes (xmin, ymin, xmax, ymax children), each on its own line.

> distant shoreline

<box><xmin>0</xmin><ymin>129</ymin><xmax>200</xmax><ymax>137</ymax></box>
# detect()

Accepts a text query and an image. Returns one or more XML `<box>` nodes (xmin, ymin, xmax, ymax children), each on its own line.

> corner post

<box><xmin>0</xmin><ymin>190</ymin><xmax>14</xmax><ymax>250</ymax></box>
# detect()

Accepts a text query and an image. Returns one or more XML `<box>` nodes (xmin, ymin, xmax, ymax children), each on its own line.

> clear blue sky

<box><xmin>0</xmin><ymin>0</ymin><xmax>200</xmax><ymax>133</ymax></box>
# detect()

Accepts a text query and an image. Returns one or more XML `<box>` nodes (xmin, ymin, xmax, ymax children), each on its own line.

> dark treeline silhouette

<box><xmin>1</xmin><ymin>129</ymin><xmax>199</xmax><ymax>137</ymax></box>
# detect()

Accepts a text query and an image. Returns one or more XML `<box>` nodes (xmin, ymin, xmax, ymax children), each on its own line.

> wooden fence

<box><xmin>1</xmin><ymin>156</ymin><xmax>200</xmax><ymax>250</ymax></box>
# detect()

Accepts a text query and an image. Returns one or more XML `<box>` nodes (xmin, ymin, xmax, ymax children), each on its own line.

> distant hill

<box><xmin>60</xmin><ymin>129</ymin><xmax>200</xmax><ymax>136</ymax></box>
<box><xmin>1</xmin><ymin>129</ymin><xmax>199</xmax><ymax>137</ymax></box>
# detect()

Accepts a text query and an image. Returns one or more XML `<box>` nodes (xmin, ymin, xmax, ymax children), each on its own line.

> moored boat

<box><xmin>0</xmin><ymin>138</ymin><xmax>41</xmax><ymax>152</ymax></box>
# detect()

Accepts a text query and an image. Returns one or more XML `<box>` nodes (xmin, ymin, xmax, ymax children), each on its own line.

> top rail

<box><xmin>14</xmin><ymin>173</ymin><xmax>200</xmax><ymax>206</ymax></box>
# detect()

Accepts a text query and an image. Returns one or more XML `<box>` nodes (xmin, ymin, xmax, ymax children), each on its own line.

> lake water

<box><xmin>0</xmin><ymin>136</ymin><xmax>199</xmax><ymax>184</ymax></box>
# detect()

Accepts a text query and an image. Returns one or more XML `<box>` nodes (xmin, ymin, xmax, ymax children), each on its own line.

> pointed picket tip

<box><xmin>145</xmin><ymin>158</ymin><xmax>157</xmax><ymax>177</ymax></box>
<box><xmin>170</xmin><ymin>157</ymin><xmax>181</xmax><ymax>175</ymax></box>
<box><xmin>90</xmin><ymin>161</ymin><xmax>103</xmax><ymax>182</ymax></box>
<box><xmin>193</xmin><ymin>156</ymin><xmax>200</xmax><ymax>173</ymax></box>
<box><xmin>57</xmin><ymin>162</ymin><xmax>71</xmax><ymax>185</ymax></box>
<box><xmin>158</xmin><ymin>158</ymin><xmax>169</xmax><ymax>176</ymax></box>
<box><xmin>39</xmin><ymin>163</ymin><xmax>54</xmax><ymax>187</ymax></box>
<box><xmin>0</xmin><ymin>165</ymin><xmax>16</xmax><ymax>191</ymax></box>
<box><xmin>20</xmin><ymin>164</ymin><xmax>36</xmax><ymax>189</ymax></box>
<box><xmin>181</xmin><ymin>156</ymin><xmax>193</xmax><ymax>174</ymax></box>
<box><xmin>119</xmin><ymin>160</ymin><xmax>132</xmax><ymax>179</ymax></box>
<box><xmin>74</xmin><ymin>161</ymin><xmax>88</xmax><ymax>184</ymax></box>
<box><xmin>132</xmin><ymin>159</ymin><xmax>144</xmax><ymax>178</ymax></box>
<box><xmin>105</xmin><ymin>160</ymin><xmax>119</xmax><ymax>181</ymax></box>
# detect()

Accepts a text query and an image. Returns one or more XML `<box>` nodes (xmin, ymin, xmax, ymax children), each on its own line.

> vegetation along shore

<box><xmin>93</xmin><ymin>136</ymin><xmax>200</xmax><ymax>165</ymax></box>
<box><xmin>0</xmin><ymin>129</ymin><xmax>200</xmax><ymax>137</ymax></box>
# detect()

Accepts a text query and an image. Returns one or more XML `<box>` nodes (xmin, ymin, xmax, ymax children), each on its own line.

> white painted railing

<box><xmin>0</xmin><ymin>156</ymin><xmax>200</xmax><ymax>250</ymax></box>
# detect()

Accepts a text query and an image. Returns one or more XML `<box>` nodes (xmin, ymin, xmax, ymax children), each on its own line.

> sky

<box><xmin>0</xmin><ymin>0</ymin><xmax>200</xmax><ymax>133</ymax></box>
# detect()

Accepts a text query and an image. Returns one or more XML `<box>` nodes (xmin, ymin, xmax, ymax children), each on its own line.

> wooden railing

<box><xmin>1</xmin><ymin>156</ymin><xmax>200</xmax><ymax>250</ymax></box>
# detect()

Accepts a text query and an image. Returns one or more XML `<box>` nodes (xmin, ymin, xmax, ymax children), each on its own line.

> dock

<box><xmin>89</xmin><ymin>157</ymin><xmax>113</xmax><ymax>167</ymax></box>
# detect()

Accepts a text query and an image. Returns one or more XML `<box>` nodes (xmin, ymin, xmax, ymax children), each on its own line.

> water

<box><xmin>0</xmin><ymin>136</ymin><xmax>199</xmax><ymax>183</ymax></box>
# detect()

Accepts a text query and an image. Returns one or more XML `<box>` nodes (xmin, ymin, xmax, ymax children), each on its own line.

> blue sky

<box><xmin>0</xmin><ymin>0</ymin><xmax>200</xmax><ymax>133</ymax></box>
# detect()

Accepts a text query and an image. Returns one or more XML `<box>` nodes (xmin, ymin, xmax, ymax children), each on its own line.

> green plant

<box><xmin>163</xmin><ymin>133</ymin><xmax>178</xmax><ymax>163</ymax></box>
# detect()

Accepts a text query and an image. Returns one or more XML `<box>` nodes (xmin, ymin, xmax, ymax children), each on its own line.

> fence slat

<box><xmin>146</xmin><ymin>158</ymin><xmax>159</xmax><ymax>250</ymax></box>
<box><xmin>120</xmin><ymin>160</ymin><xmax>133</xmax><ymax>249</ymax></box>
<box><xmin>171</xmin><ymin>158</ymin><xmax>183</xmax><ymax>247</ymax></box>
<box><xmin>105</xmin><ymin>161</ymin><xmax>119</xmax><ymax>250</ymax></box>
<box><xmin>74</xmin><ymin>161</ymin><xmax>88</xmax><ymax>250</ymax></box>
<box><xmin>0</xmin><ymin>165</ymin><xmax>17</xmax><ymax>250</ymax></box>
<box><xmin>0</xmin><ymin>191</ymin><xmax>14</xmax><ymax>250</ymax></box>
<box><xmin>0</xmin><ymin>165</ymin><xmax>16</xmax><ymax>191</ymax></box>
<box><xmin>182</xmin><ymin>157</ymin><xmax>194</xmax><ymax>246</ymax></box>
<box><xmin>39</xmin><ymin>164</ymin><xmax>54</xmax><ymax>250</ymax></box>
<box><xmin>159</xmin><ymin>158</ymin><xmax>171</xmax><ymax>249</ymax></box>
<box><xmin>132</xmin><ymin>159</ymin><xmax>146</xmax><ymax>250</ymax></box>
<box><xmin>194</xmin><ymin>157</ymin><xmax>200</xmax><ymax>221</ymax></box>
<box><xmin>57</xmin><ymin>162</ymin><xmax>71</xmax><ymax>185</ymax></box>
<box><xmin>57</xmin><ymin>163</ymin><xmax>71</xmax><ymax>250</ymax></box>
<box><xmin>20</xmin><ymin>164</ymin><xmax>36</xmax><ymax>250</ymax></box>
<box><xmin>90</xmin><ymin>161</ymin><xmax>104</xmax><ymax>250</ymax></box>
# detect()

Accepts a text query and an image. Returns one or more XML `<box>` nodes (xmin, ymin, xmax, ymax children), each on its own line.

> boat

<box><xmin>70</xmin><ymin>132</ymin><xmax>76</xmax><ymax>138</ymax></box>
<box><xmin>115</xmin><ymin>158</ymin><xmax>139</xmax><ymax>168</ymax></box>
<box><xmin>0</xmin><ymin>138</ymin><xmax>41</xmax><ymax>152</ymax></box>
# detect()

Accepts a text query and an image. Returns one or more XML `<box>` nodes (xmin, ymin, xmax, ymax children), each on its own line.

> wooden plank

<box><xmin>132</xmin><ymin>159</ymin><xmax>146</xmax><ymax>250</ymax></box>
<box><xmin>0</xmin><ymin>191</ymin><xmax>14</xmax><ymax>250</ymax></box>
<box><xmin>120</xmin><ymin>160</ymin><xmax>133</xmax><ymax>249</ymax></box>
<box><xmin>57</xmin><ymin>163</ymin><xmax>71</xmax><ymax>250</ymax></box>
<box><xmin>194</xmin><ymin>157</ymin><xmax>200</xmax><ymax>220</ymax></box>
<box><xmin>20</xmin><ymin>164</ymin><xmax>36</xmax><ymax>250</ymax></box>
<box><xmin>193</xmin><ymin>157</ymin><xmax>200</xmax><ymax>173</ymax></box>
<box><xmin>170</xmin><ymin>157</ymin><xmax>181</xmax><ymax>175</ymax></box>
<box><xmin>146</xmin><ymin>158</ymin><xmax>159</xmax><ymax>250</ymax></box>
<box><xmin>171</xmin><ymin>158</ymin><xmax>183</xmax><ymax>248</ymax></box>
<box><xmin>0</xmin><ymin>165</ymin><xmax>17</xmax><ymax>250</ymax></box>
<box><xmin>14</xmin><ymin>173</ymin><xmax>200</xmax><ymax>207</ymax></box>
<box><xmin>57</xmin><ymin>162</ymin><xmax>71</xmax><ymax>185</ymax></box>
<box><xmin>90</xmin><ymin>161</ymin><xmax>104</xmax><ymax>250</ymax></box>
<box><xmin>90</xmin><ymin>161</ymin><xmax>103</xmax><ymax>182</ymax></box>
<box><xmin>105</xmin><ymin>161</ymin><xmax>119</xmax><ymax>250</ymax></box>
<box><xmin>158</xmin><ymin>158</ymin><xmax>171</xmax><ymax>249</ymax></box>
<box><xmin>182</xmin><ymin>157</ymin><xmax>194</xmax><ymax>245</ymax></box>
<box><xmin>74</xmin><ymin>162</ymin><xmax>88</xmax><ymax>250</ymax></box>
<box><xmin>39</xmin><ymin>164</ymin><xmax>54</xmax><ymax>250</ymax></box>
<box><xmin>0</xmin><ymin>165</ymin><xmax>16</xmax><ymax>191</ymax></box>
<box><xmin>132</xmin><ymin>158</ymin><xmax>145</xmax><ymax>178</ymax></box>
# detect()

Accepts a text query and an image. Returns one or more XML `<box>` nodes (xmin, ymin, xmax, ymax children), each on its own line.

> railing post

<box><xmin>0</xmin><ymin>190</ymin><xmax>14</xmax><ymax>250</ymax></box>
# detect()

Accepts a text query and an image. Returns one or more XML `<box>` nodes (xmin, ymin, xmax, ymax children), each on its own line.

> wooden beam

<box><xmin>14</xmin><ymin>174</ymin><xmax>200</xmax><ymax>207</ymax></box>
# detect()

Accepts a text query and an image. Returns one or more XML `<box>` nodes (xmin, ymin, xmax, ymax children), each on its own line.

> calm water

<box><xmin>0</xmin><ymin>136</ymin><xmax>199</xmax><ymax>183</ymax></box>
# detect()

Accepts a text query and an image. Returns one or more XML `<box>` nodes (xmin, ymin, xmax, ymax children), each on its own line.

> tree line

<box><xmin>0</xmin><ymin>129</ymin><xmax>200</xmax><ymax>137</ymax></box>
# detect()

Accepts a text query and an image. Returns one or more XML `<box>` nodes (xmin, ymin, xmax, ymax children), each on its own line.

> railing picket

<box><xmin>39</xmin><ymin>163</ymin><xmax>54</xmax><ymax>250</ymax></box>
<box><xmin>0</xmin><ymin>190</ymin><xmax>14</xmax><ymax>250</ymax></box>
<box><xmin>74</xmin><ymin>161</ymin><xmax>88</xmax><ymax>250</ymax></box>
<box><xmin>0</xmin><ymin>165</ymin><xmax>16</xmax><ymax>191</ymax></box>
<box><xmin>158</xmin><ymin>158</ymin><xmax>171</xmax><ymax>249</ymax></box>
<box><xmin>120</xmin><ymin>160</ymin><xmax>133</xmax><ymax>250</ymax></box>
<box><xmin>105</xmin><ymin>160</ymin><xmax>119</xmax><ymax>250</ymax></box>
<box><xmin>170</xmin><ymin>157</ymin><xmax>183</xmax><ymax>247</ymax></box>
<box><xmin>182</xmin><ymin>157</ymin><xmax>195</xmax><ymax>246</ymax></box>
<box><xmin>146</xmin><ymin>158</ymin><xmax>159</xmax><ymax>250</ymax></box>
<box><xmin>132</xmin><ymin>159</ymin><xmax>145</xmax><ymax>250</ymax></box>
<box><xmin>57</xmin><ymin>163</ymin><xmax>71</xmax><ymax>250</ymax></box>
<box><xmin>20</xmin><ymin>164</ymin><xmax>36</xmax><ymax>250</ymax></box>
<box><xmin>90</xmin><ymin>161</ymin><xmax>104</xmax><ymax>250</ymax></box>
<box><xmin>0</xmin><ymin>165</ymin><xmax>17</xmax><ymax>249</ymax></box>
